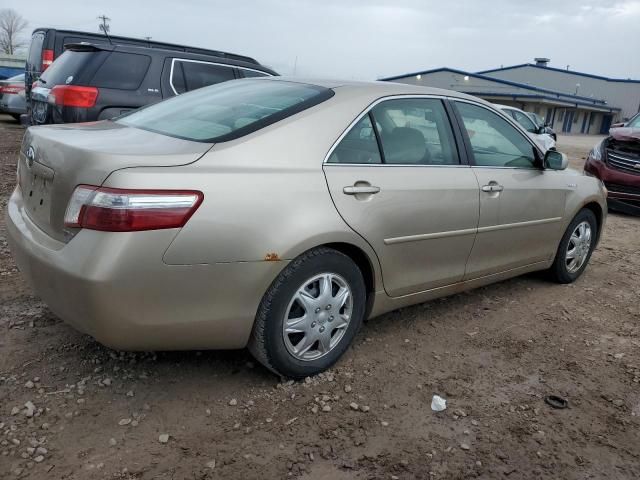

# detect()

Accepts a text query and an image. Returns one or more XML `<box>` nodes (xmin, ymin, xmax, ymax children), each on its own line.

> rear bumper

<box><xmin>584</xmin><ymin>157</ymin><xmax>640</xmax><ymax>214</ymax></box>
<box><xmin>5</xmin><ymin>187</ymin><xmax>285</xmax><ymax>350</ymax></box>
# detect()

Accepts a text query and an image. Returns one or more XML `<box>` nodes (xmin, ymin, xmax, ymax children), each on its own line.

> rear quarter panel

<box><xmin>103</xmin><ymin>87</ymin><xmax>384</xmax><ymax>285</ymax></box>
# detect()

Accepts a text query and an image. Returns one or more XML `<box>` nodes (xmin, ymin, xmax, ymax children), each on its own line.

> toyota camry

<box><xmin>6</xmin><ymin>78</ymin><xmax>607</xmax><ymax>377</ymax></box>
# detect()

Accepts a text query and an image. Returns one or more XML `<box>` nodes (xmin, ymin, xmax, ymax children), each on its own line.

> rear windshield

<box><xmin>118</xmin><ymin>79</ymin><xmax>334</xmax><ymax>142</ymax></box>
<box><xmin>39</xmin><ymin>50</ymin><xmax>94</xmax><ymax>86</ymax></box>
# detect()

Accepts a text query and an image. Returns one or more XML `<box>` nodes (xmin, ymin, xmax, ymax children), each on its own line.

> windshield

<box><xmin>529</xmin><ymin>112</ymin><xmax>544</xmax><ymax>127</ymax></box>
<box><xmin>628</xmin><ymin>114</ymin><xmax>640</xmax><ymax>128</ymax></box>
<box><xmin>118</xmin><ymin>79</ymin><xmax>334</xmax><ymax>142</ymax></box>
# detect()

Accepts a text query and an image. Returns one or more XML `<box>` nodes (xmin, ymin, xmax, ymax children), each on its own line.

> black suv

<box><xmin>30</xmin><ymin>42</ymin><xmax>276</xmax><ymax>125</ymax></box>
<box><xmin>25</xmin><ymin>28</ymin><xmax>263</xmax><ymax>110</ymax></box>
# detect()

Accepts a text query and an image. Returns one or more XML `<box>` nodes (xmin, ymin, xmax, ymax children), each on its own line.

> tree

<box><xmin>0</xmin><ymin>9</ymin><xmax>28</xmax><ymax>55</ymax></box>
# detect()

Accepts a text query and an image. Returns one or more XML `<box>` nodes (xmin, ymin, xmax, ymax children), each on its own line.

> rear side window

<box><xmin>328</xmin><ymin>115</ymin><xmax>381</xmax><ymax>164</ymax></box>
<box><xmin>39</xmin><ymin>50</ymin><xmax>95</xmax><ymax>86</ymax></box>
<box><xmin>118</xmin><ymin>79</ymin><xmax>334</xmax><ymax>142</ymax></box>
<box><xmin>171</xmin><ymin>60</ymin><xmax>235</xmax><ymax>94</ymax></box>
<box><xmin>240</xmin><ymin>69</ymin><xmax>270</xmax><ymax>78</ymax></box>
<box><xmin>91</xmin><ymin>52</ymin><xmax>151</xmax><ymax>90</ymax></box>
<box><xmin>371</xmin><ymin>98</ymin><xmax>459</xmax><ymax>165</ymax></box>
<box><xmin>28</xmin><ymin>32</ymin><xmax>45</xmax><ymax>69</ymax></box>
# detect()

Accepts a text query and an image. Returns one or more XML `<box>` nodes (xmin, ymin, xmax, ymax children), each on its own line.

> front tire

<box><xmin>549</xmin><ymin>209</ymin><xmax>598</xmax><ymax>283</ymax></box>
<box><xmin>248</xmin><ymin>247</ymin><xmax>366</xmax><ymax>378</ymax></box>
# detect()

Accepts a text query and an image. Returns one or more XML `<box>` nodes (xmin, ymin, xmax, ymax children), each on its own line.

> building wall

<box><xmin>482</xmin><ymin>66</ymin><xmax>640</xmax><ymax>121</ymax></box>
<box><xmin>392</xmin><ymin>70</ymin><xmax>539</xmax><ymax>97</ymax></box>
<box><xmin>390</xmin><ymin>71</ymin><xmax>614</xmax><ymax>135</ymax></box>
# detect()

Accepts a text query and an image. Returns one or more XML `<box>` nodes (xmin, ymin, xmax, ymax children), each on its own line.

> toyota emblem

<box><xmin>26</xmin><ymin>146</ymin><xmax>36</xmax><ymax>168</ymax></box>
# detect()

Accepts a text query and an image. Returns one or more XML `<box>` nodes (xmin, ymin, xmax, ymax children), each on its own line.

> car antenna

<box><xmin>97</xmin><ymin>15</ymin><xmax>113</xmax><ymax>45</ymax></box>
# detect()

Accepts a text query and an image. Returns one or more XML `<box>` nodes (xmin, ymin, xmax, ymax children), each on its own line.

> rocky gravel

<box><xmin>1</xmin><ymin>116</ymin><xmax>639</xmax><ymax>479</ymax></box>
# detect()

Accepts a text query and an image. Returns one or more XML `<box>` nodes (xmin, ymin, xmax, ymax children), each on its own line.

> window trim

<box><xmin>324</xmin><ymin>94</ymin><xmax>467</xmax><ymax>167</ymax></box>
<box><xmin>451</xmin><ymin>99</ymin><xmax>544</xmax><ymax>170</ymax></box>
<box><xmin>168</xmin><ymin>58</ymin><xmax>273</xmax><ymax>95</ymax></box>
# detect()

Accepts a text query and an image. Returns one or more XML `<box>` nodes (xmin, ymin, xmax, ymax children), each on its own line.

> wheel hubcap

<box><xmin>565</xmin><ymin>221</ymin><xmax>592</xmax><ymax>274</ymax></box>
<box><xmin>282</xmin><ymin>273</ymin><xmax>353</xmax><ymax>361</ymax></box>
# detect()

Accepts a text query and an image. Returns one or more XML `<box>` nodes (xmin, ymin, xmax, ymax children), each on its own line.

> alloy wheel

<box><xmin>566</xmin><ymin>221</ymin><xmax>592</xmax><ymax>274</ymax></box>
<box><xmin>282</xmin><ymin>273</ymin><xmax>353</xmax><ymax>361</ymax></box>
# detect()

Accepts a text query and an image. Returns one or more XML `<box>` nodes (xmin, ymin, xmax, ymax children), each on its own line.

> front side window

<box><xmin>171</xmin><ymin>60</ymin><xmax>235</xmax><ymax>94</ymax></box>
<box><xmin>628</xmin><ymin>113</ymin><xmax>640</xmax><ymax>128</ymax></box>
<box><xmin>327</xmin><ymin>114</ymin><xmax>381</xmax><ymax>164</ymax></box>
<box><xmin>371</xmin><ymin>98</ymin><xmax>458</xmax><ymax>165</ymax></box>
<box><xmin>118</xmin><ymin>79</ymin><xmax>333</xmax><ymax>142</ymax></box>
<box><xmin>455</xmin><ymin>102</ymin><xmax>537</xmax><ymax>168</ymax></box>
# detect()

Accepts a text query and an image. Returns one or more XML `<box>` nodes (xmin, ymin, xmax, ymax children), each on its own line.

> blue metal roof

<box><xmin>477</xmin><ymin>63</ymin><xmax>640</xmax><ymax>84</ymax></box>
<box><xmin>379</xmin><ymin>67</ymin><xmax>610</xmax><ymax>106</ymax></box>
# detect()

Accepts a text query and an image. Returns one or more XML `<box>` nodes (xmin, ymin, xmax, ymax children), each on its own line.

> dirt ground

<box><xmin>1</xmin><ymin>115</ymin><xmax>639</xmax><ymax>480</ymax></box>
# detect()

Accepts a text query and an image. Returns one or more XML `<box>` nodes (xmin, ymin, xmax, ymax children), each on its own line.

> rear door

<box><xmin>324</xmin><ymin>96</ymin><xmax>480</xmax><ymax>297</ymax></box>
<box><xmin>453</xmin><ymin>100</ymin><xmax>568</xmax><ymax>279</ymax></box>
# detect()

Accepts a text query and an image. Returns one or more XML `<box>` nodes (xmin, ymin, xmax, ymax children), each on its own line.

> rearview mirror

<box><xmin>544</xmin><ymin>150</ymin><xmax>568</xmax><ymax>170</ymax></box>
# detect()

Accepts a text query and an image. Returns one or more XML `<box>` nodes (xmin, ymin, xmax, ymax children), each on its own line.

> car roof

<box><xmin>64</xmin><ymin>42</ymin><xmax>277</xmax><ymax>74</ymax></box>
<box><xmin>265</xmin><ymin>76</ymin><xmax>493</xmax><ymax>103</ymax></box>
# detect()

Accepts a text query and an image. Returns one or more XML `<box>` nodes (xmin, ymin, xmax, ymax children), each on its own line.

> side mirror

<box><xmin>611</xmin><ymin>122</ymin><xmax>625</xmax><ymax>128</ymax></box>
<box><xmin>544</xmin><ymin>150</ymin><xmax>568</xmax><ymax>170</ymax></box>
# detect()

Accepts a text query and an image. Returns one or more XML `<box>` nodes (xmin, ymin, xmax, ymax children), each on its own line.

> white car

<box><xmin>494</xmin><ymin>104</ymin><xmax>556</xmax><ymax>152</ymax></box>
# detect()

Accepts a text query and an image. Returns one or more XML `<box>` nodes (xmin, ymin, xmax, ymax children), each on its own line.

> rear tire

<box><xmin>248</xmin><ymin>247</ymin><xmax>366</xmax><ymax>378</ymax></box>
<box><xmin>549</xmin><ymin>209</ymin><xmax>597</xmax><ymax>283</ymax></box>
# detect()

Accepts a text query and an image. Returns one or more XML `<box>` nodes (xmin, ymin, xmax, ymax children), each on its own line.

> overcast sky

<box><xmin>5</xmin><ymin>0</ymin><xmax>640</xmax><ymax>79</ymax></box>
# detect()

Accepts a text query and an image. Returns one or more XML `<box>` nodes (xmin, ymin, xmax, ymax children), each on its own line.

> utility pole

<box><xmin>97</xmin><ymin>15</ymin><xmax>112</xmax><ymax>43</ymax></box>
<box><xmin>97</xmin><ymin>15</ymin><xmax>111</xmax><ymax>34</ymax></box>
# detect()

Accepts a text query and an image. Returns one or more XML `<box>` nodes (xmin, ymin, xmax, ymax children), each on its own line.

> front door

<box><xmin>324</xmin><ymin>97</ymin><xmax>479</xmax><ymax>297</ymax></box>
<box><xmin>452</xmin><ymin>100</ymin><xmax>569</xmax><ymax>279</ymax></box>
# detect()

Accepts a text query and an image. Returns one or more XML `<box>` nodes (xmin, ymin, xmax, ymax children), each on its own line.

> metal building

<box><xmin>381</xmin><ymin>58</ymin><xmax>640</xmax><ymax>135</ymax></box>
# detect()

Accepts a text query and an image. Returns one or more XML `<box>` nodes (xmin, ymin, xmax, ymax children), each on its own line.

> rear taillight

<box><xmin>0</xmin><ymin>85</ymin><xmax>24</xmax><ymax>94</ymax></box>
<box><xmin>49</xmin><ymin>85</ymin><xmax>99</xmax><ymax>108</ymax></box>
<box><xmin>64</xmin><ymin>186</ymin><xmax>204</xmax><ymax>232</ymax></box>
<box><xmin>41</xmin><ymin>49</ymin><xmax>54</xmax><ymax>71</ymax></box>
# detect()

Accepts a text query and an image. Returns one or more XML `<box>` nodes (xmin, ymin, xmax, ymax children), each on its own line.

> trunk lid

<box><xmin>18</xmin><ymin>121</ymin><xmax>212</xmax><ymax>242</ymax></box>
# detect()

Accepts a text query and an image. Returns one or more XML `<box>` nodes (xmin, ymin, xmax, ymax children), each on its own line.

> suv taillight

<box><xmin>64</xmin><ymin>186</ymin><xmax>204</xmax><ymax>232</ymax></box>
<box><xmin>41</xmin><ymin>49</ymin><xmax>54</xmax><ymax>71</ymax></box>
<box><xmin>49</xmin><ymin>85</ymin><xmax>99</xmax><ymax>108</ymax></box>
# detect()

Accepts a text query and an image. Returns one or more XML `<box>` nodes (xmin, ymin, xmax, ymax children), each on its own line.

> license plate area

<box><xmin>21</xmin><ymin>161</ymin><xmax>55</xmax><ymax>224</ymax></box>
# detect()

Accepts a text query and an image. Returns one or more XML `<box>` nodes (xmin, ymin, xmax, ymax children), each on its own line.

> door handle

<box><xmin>343</xmin><ymin>185</ymin><xmax>381</xmax><ymax>195</ymax></box>
<box><xmin>481</xmin><ymin>183</ymin><xmax>504</xmax><ymax>193</ymax></box>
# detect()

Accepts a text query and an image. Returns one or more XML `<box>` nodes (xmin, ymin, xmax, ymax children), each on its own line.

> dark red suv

<box><xmin>584</xmin><ymin>112</ymin><xmax>640</xmax><ymax>215</ymax></box>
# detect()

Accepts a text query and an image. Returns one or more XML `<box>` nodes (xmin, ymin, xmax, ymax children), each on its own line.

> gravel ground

<box><xmin>1</xmin><ymin>115</ymin><xmax>639</xmax><ymax>479</ymax></box>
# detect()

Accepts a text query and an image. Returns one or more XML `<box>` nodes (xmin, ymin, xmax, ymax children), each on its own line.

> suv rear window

<box><xmin>39</xmin><ymin>50</ymin><xmax>95</xmax><ymax>86</ymax></box>
<box><xmin>118</xmin><ymin>79</ymin><xmax>334</xmax><ymax>142</ymax></box>
<box><xmin>91</xmin><ymin>52</ymin><xmax>151</xmax><ymax>90</ymax></box>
